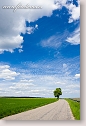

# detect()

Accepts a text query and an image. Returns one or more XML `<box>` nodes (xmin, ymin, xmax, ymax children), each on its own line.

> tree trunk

<box><xmin>57</xmin><ymin>95</ymin><xmax>59</xmax><ymax>99</ymax></box>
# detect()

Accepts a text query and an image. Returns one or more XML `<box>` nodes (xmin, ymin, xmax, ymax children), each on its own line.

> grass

<box><xmin>0</xmin><ymin>97</ymin><xmax>58</xmax><ymax>119</ymax></box>
<box><xmin>65</xmin><ymin>99</ymin><xmax>80</xmax><ymax>120</ymax></box>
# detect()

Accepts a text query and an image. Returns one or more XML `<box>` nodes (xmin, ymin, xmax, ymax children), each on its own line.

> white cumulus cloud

<box><xmin>75</xmin><ymin>74</ymin><xmax>80</xmax><ymax>78</ymax></box>
<box><xmin>0</xmin><ymin>35</ymin><xmax>23</xmax><ymax>54</ymax></box>
<box><xmin>0</xmin><ymin>65</ymin><xmax>20</xmax><ymax>80</ymax></box>
<box><xmin>0</xmin><ymin>0</ymin><xmax>58</xmax><ymax>54</ymax></box>
<box><xmin>65</xmin><ymin>0</ymin><xmax>80</xmax><ymax>23</ymax></box>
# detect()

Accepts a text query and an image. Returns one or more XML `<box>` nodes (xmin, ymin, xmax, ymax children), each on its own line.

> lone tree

<box><xmin>54</xmin><ymin>88</ymin><xmax>62</xmax><ymax>99</ymax></box>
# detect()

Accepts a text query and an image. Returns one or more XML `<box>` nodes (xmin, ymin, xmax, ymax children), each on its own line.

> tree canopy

<box><xmin>53</xmin><ymin>88</ymin><xmax>62</xmax><ymax>98</ymax></box>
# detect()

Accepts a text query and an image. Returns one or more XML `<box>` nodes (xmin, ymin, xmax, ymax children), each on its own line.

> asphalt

<box><xmin>3</xmin><ymin>99</ymin><xmax>75</xmax><ymax>120</ymax></box>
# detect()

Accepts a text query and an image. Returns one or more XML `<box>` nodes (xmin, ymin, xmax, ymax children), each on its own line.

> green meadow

<box><xmin>65</xmin><ymin>98</ymin><xmax>80</xmax><ymax>120</ymax></box>
<box><xmin>0</xmin><ymin>97</ymin><xmax>57</xmax><ymax>119</ymax></box>
<box><xmin>0</xmin><ymin>97</ymin><xmax>80</xmax><ymax>120</ymax></box>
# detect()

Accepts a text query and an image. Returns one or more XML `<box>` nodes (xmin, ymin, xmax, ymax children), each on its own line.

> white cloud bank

<box><xmin>0</xmin><ymin>0</ymin><xmax>80</xmax><ymax>54</ymax></box>
<box><xmin>0</xmin><ymin>35</ymin><xmax>23</xmax><ymax>54</ymax></box>
<box><xmin>0</xmin><ymin>61</ymin><xmax>80</xmax><ymax>97</ymax></box>
<box><xmin>0</xmin><ymin>65</ymin><xmax>20</xmax><ymax>80</ymax></box>
<box><xmin>0</xmin><ymin>0</ymin><xmax>58</xmax><ymax>54</ymax></box>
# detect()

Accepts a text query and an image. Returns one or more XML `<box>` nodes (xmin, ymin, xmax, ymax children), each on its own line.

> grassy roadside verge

<box><xmin>65</xmin><ymin>99</ymin><xmax>80</xmax><ymax>120</ymax></box>
<box><xmin>0</xmin><ymin>98</ymin><xmax>58</xmax><ymax>119</ymax></box>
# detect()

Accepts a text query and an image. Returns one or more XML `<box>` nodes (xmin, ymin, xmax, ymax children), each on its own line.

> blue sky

<box><xmin>0</xmin><ymin>0</ymin><xmax>80</xmax><ymax>98</ymax></box>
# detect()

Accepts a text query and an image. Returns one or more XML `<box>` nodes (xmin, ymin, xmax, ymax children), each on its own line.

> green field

<box><xmin>65</xmin><ymin>99</ymin><xmax>80</xmax><ymax>120</ymax></box>
<box><xmin>0</xmin><ymin>97</ymin><xmax>57</xmax><ymax>119</ymax></box>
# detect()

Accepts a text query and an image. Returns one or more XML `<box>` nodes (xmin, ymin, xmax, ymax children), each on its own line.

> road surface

<box><xmin>3</xmin><ymin>99</ymin><xmax>75</xmax><ymax>120</ymax></box>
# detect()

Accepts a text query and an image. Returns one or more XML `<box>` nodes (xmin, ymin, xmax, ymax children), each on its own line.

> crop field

<box><xmin>0</xmin><ymin>97</ymin><xmax>57</xmax><ymax>119</ymax></box>
<box><xmin>71</xmin><ymin>98</ymin><xmax>80</xmax><ymax>102</ymax></box>
<box><xmin>65</xmin><ymin>99</ymin><xmax>80</xmax><ymax>120</ymax></box>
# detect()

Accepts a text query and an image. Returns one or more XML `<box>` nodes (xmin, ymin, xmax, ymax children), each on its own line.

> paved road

<box><xmin>3</xmin><ymin>99</ymin><xmax>75</xmax><ymax>120</ymax></box>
